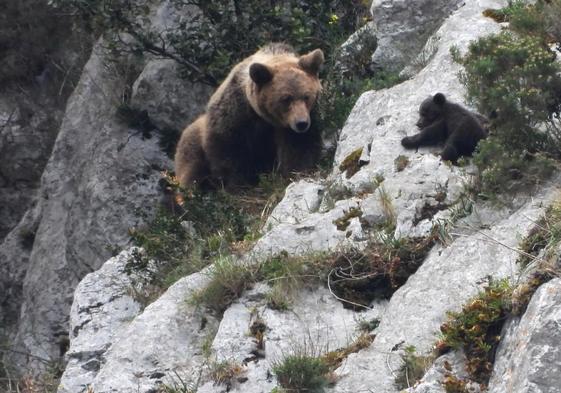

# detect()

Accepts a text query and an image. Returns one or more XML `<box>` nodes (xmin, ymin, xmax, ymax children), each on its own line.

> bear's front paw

<box><xmin>401</xmin><ymin>136</ymin><xmax>418</xmax><ymax>149</ymax></box>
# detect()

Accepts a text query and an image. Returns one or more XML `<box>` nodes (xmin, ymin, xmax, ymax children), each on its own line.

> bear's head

<box><xmin>249</xmin><ymin>49</ymin><xmax>324</xmax><ymax>133</ymax></box>
<box><xmin>416</xmin><ymin>93</ymin><xmax>447</xmax><ymax>129</ymax></box>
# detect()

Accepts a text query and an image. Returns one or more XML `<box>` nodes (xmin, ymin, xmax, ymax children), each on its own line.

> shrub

<box><xmin>127</xmin><ymin>176</ymin><xmax>264</xmax><ymax>303</ymax></box>
<box><xmin>437</xmin><ymin>279</ymin><xmax>512</xmax><ymax>384</ymax></box>
<box><xmin>394</xmin><ymin>345</ymin><xmax>434</xmax><ymax>390</ymax></box>
<box><xmin>190</xmin><ymin>256</ymin><xmax>255</xmax><ymax>314</ymax></box>
<box><xmin>272</xmin><ymin>354</ymin><xmax>330</xmax><ymax>393</ymax></box>
<box><xmin>457</xmin><ymin>31</ymin><xmax>561</xmax><ymax>153</ymax></box>
<box><xmin>455</xmin><ymin>11</ymin><xmax>561</xmax><ymax>196</ymax></box>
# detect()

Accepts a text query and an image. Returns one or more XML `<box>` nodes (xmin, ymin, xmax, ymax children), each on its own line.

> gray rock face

<box><xmin>0</xmin><ymin>98</ymin><xmax>57</xmax><ymax>239</ymax></box>
<box><xmin>58</xmin><ymin>249</ymin><xmax>143</xmax><ymax>393</ymax></box>
<box><xmin>88</xmin><ymin>267</ymin><xmax>218</xmax><ymax>393</ymax></box>
<box><xmin>54</xmin><ymin>0</ymin><xmax>561</xmax><ymax>392</ymax></box>
<box><xmin>3</xmin><ymin>39</ymin><xmax>170</xmax><ymax>372</ymax></box>
<box><xmin>370</xmin><ymin>0</ymin><xmax>464</xmax><ymax>70</ymax></box>
<box><xmin>131</xmin><ymin>58</ymin><xmax>212</xmax><ymax>132</ymax></box>
<box><xmin>0</xmin><ymin>0</ymin><xmax>211</xmax><ymax>373</ymax></box>
<box><xmin>264</xmin><ymin>180</ymin><xmax>325</xmax><ymax>230</ymax></box>
<box><xmin>334</xmin><ymin>22</ymin><xmax>378</xmax><ymax>77</ymax></box>
<box><xmin>489</xmin><ymin>278</ymin><xmax>561</xmax><ymax>393</ymax></box>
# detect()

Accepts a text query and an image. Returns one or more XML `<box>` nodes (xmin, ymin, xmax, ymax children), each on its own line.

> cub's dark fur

<box><xmin>401</xmin><ymin>93</ymin><xmax>488</xmax><ymax>162</ymax></box>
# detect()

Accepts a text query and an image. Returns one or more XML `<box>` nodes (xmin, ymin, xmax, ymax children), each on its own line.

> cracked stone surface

<box><xmin>489</xmin><ymin>278</ymin><xmax>561</xmax><ymax>393</ymax></box>
<box><xmin>55</xmin><ymin>0</ymin><xmax>561</xmax><ymax>392</ymax></box>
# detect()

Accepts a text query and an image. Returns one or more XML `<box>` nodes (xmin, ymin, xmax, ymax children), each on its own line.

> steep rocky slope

<box><xmin>54</xmin><ymin>0</ymin><xmax>561</xmax><ymax>392</ymax></box>
<box><xmin>2</xmin><ymin>0</ymin><xmax>561</xmax><ymax>392</ymax></box>
<box><xmin>0</xmin><ymin>1</ymin><xmax>211</xmax><ymax>374</ymax></box>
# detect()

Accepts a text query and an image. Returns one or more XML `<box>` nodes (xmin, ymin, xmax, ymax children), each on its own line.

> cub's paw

<box><xmin>401</xmin><ymin>136</ymin><xmax>419</xmax><ymax>149</ymax></box>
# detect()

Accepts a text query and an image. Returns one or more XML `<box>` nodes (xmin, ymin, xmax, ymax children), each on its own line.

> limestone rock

<box><xmin>370</xmin><ymin>0</ymin><xmax>464</xmax><ymax>70</ymax></box>
<box><xmin>2</xmin><ymin>40</ymin><xmax>172</xmax><ymax>373</ymax></box>
<box><xmin>131</xmin><ymin>59</ymin><xmax>211</xmax><ymax>132</ymax></box>
<box><xmin>264</xmin><ymin>180</ymin><xmax>325</xmax><ymax>231</ymax></box>
<box><xmin>488</xmin><ymin>278</ymin><xmax>561</xmax><ymax>393</ymax></box>
<box><xmin>58</xmin><ymin>249</ymin><xmax>143</xmax><ymax>393</ymax></box>
<box><xmin>88</xmin><ymin>268</ymin><xmax>218</xmax><ymax>392</ymax></box>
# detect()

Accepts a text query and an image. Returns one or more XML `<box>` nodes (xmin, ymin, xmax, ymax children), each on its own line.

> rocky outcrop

<box><xmin>58</xmin><ymin>249</ymin><xmax>143</xmax><ymax>393</ymax></box>
<box><xmin>1</xmin><ymin>39</ymin><xmax>169</xmax><ymax>372</ymax></box>
<box><xmin>489</xmin><ymin>278</ymin><xmax>561</xmax><ymax>393</ymax></box>
<box><xmin>1</xmin><ymin>43</ymin><xmax>209</xmax><ymax>380</ymax></box>
<box><xmin>56</xmin><ymin>1</ymin><xmax>561</xmax><ymax>392</ymax></box>
<box><xmin>370</xmin><ymin>0</ymin><xmax>464</xmax><ymax>70</ymax></box>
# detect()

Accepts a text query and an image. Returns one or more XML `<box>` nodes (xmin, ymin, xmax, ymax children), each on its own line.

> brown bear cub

<box><xmin>174</xmin><ymin>43</ymin><xmax>324</xmax><ymax>187</ymax></box>
<box><xmin>401</xmin><ymin>93</ymin><xmax>488</xmax><ymax>162</ymax></box>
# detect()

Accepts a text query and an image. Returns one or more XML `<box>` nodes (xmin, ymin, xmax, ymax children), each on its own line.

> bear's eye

<box><xmin>303</xmin><ymin>94</ymin><xmax>312</xmax><ymax>102</ymax></box>
<box><xmin>281</xmin><ymin>95</ymin><xmax>293</xmax><ymax>105</ymax></box>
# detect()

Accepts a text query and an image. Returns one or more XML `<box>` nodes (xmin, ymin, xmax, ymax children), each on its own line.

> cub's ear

<box><xmin>250</xmin><ymin>63</ymin><xmax>273</xmax><ymax>86</ymax></box>
<box><xmin>298</xmin><ymin>49</ymin><xmax>324</xmax><ymax>76</ymax></box>
<box><xmin>433</xmin><ymin>93</ymin><xmax>446</xmax><ymax>105</ymax></box>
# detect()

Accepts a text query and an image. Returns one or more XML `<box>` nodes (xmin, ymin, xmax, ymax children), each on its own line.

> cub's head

<box><xmin>417</xmin><ymin>93</ymin><xmax>447</xmax><ymax>129</ymax></box>
<box><xmin>249</xmin><ymin>48</ymin><xmax>324</xmax><ymax>133</ymax></box>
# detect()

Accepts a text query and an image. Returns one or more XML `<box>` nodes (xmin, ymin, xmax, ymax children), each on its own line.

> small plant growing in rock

<box><xmin>322</xmin><ymin>333</ymin><xmax>374</xmax><ymax>371</ymax></box>
<box><xmin>437</xmin><ymin>279</ymin><xmax>512</xmax><ymax>385</ymax></box>
<box><xmin>357</xmin><ymin>317</ymin><xmax>380</xmax><ymax>333</ymax></box>
<box><xmin>339</xmin><ymin>147</ymin><xmax>364</xmax><ymax>178</ymax></box>
<box><xmin>272</xmin><ymin>353</ymin><xmax>330</xmax><ymax>393</ymax></box>
<box><xmin>190</xmin><ymin>256</ymin><xmax>255</xmax><ymax>315</ymax></box>
<box><xmin>333</xmin><ymin>206</ymin><xmax>363</xmax><ymax>231</ymax></box>
<box><xmin>443</xmin><ymin>373</ymin><xmax>470</xmax><ymax>393</ymax></box>
<box><xmin>208</xmin><ymin>360</ymin><xmax>246</xmax><ymax>389</ymax></box>
<box><xmin>260</xmin><ymin>252</ymin><xmax>316</xmax><ymax>310</ymax></box>
<box><xmin>394</xmin><ymin>345</ymin><xmax>434</xmax><ymax>390</ymax></box>
<box><xmin>378</xmin><ymin>186</ymin><xmax>397</xmax><ymax>232</ymax></box>
<box><xmin>394</xmin><ymin>155</ymin><xmax>410</xmax><ymax>172</ymax></box>
<box><xmin>516</xmin><ymin>200</ymin><xmax>561</xmax><ymax>267</ymax></box>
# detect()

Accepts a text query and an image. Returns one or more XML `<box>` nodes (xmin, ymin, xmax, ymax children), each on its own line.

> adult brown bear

<box><xmin>174</xmin><ymin>43</ymin><xmax>324</xmax><ymax>187</ymax></box>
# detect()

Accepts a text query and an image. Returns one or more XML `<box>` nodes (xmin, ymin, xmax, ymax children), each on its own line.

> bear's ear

<box><xmin>433</xmin><ymin>93</ymin><xmax>446</xmax><ymax>105</ymax></box>
<box><xmin>250</xmin><ymin>63</ymin><xmax>273</xmax><ymax>86</ymax></box>
<box><xmin>298</xmin><ymin>49</ymin><xmax>324</xmax><ymax>76</ymax></box>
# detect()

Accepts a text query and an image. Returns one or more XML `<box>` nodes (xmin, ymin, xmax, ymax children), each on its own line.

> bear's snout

<box><xmin>295</xmin><ymin>120</ymin><xmax>310</xmax><ymax>132</ymax></box>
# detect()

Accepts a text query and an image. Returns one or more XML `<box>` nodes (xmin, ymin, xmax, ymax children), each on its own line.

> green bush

<box><xmin>455</xmin><ymin>8</ymin><xmax>561</xmax><ymax>196</ymax></box>
<box><xmin>457</xmin><ymin>32</ymin><xmax>561</xmax><ymax>152</ymax></box>
<box><xmin>272</xmin><ymin>354</ymin><xmax>330</xmax><ymax>393</ymax></box>
<box><xmin>50</xmin><ymin>0</ymin><xmax>369</xmax><ymax>85</ymax></box>
<box><xmin>438</xmin><ymin>279</ymin><xmax>512</xmax><ymax>384</ymax></box>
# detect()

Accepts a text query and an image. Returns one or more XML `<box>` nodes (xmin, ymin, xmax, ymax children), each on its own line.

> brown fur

<box><xmin>174</xmin><ymin>43</ymin><xmax>324</xmax><ymax>187</ymax></box>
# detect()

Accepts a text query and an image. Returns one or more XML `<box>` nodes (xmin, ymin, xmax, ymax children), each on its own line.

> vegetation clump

<box><xmin>394</xmin><ymin>345</ymin><xmax>434</xmax><ymax>390</ymax></box>
<box><xmin>272</xmin><ymin>353</ymin><xmax>330</xmax><ymax>393</ymax></box>
<box><xmin>208</xmin><ymin>360</ymin><xmax>246</xmax><ymax>389</ymax></box>
<box><xmin>394</xmin><ymin>155</ymin><xmax>410</xmax><ymax>172</ymax></box>
<box><xmin>327</xmin><ymin>233</ymin><xmax>437</xmax><ymax>309</ymax></box>
<box><xmin>437</xmin><ymin>279</ymin><xmax>512</xmax><ymax>385</ymax></box>
<box><xmin>455</xmin><ymin>0</ymin><xmax>561</xmax><ymax>197</ymax></box>
<box><xmin>322</xmin><ymin>332</ymin><xmax>374</xmax><ymax>370</ymax></box>
<box><xmin>333</xmin><ymin>207</ymin><xmax>363</xmax><ymax>231</ymax></box>
<box><xmin>442</xmin><ymin>373</ymin><xmax>470</xmax><ymax>393</ymax></box>
<box><xmin>190</xmin><ymin>230</ymin><xmax>437</xmax><ymax>313</ymax></box>
<box><xmin>272</xmin><ymin>333</ymin><xmax>374</xmax><ymax>393</ymax></box>
<box><xmin>339</xmin><ymin>148</ymin><xmax>365</xmax><ymax>178</ymax></box>
<box><xmin>517</xmin><ymin>201</ymin><xmax>561</xmax><ymax>267</ymax></box>
<box><xmin>128</xmin><ymin>174</ymin><xmax>282</xmax><ymax>305</ymax></box>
